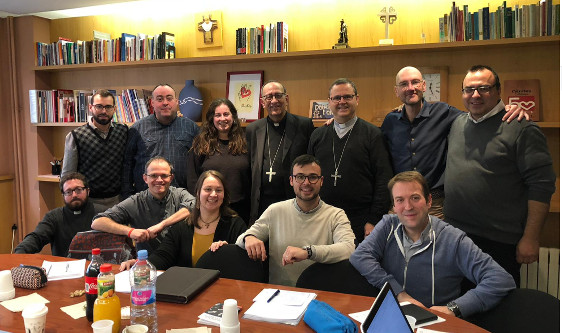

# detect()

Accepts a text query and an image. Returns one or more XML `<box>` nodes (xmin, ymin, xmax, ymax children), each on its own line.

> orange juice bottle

<box><xmin>93</xmin><ymin>264</ymin><xmax>121</xmax><ymax>333</ymax></box>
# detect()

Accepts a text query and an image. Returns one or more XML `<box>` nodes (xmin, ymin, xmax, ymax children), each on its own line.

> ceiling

<box><xmin>0</xmin><ymin>0</ymin><xmax>142</xmax><ymax>18</ymax></box>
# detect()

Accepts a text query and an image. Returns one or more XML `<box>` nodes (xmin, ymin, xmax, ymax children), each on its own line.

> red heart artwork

<box><xmin>240</xmin><ymin>86</ymin><xmax>252</xmax><ymax>98</ymax></box>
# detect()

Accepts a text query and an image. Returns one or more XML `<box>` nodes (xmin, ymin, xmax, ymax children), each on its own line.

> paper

<box><xmin>166</xmin><ymin>328</ymin><xmax>212</xmax><ymax>333</ymax></box>
<box><xmin>0</xmin><ymin>292</ymin><xmax>49</xmax><ymax>312</ymax></box>
<box><xmin>115</xmin><ymin>270</ymin><xmax>163</xmax><ymax>293</ymax></box>
<box><xmin>60</xmin><ymin>301</ymin><xmax>86</xmax><ymax>319</ymax></box>
<box><xmin>243</xmin><ymin>288</ymin><xmax>316</xmax><ymax>326</ymax></box>
<box><xmin>42</xmin><ymin>259</ymin><xmax>85</xmax><ymax>281</ymax></box>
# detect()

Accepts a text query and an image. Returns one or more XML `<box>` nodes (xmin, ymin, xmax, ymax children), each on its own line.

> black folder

<box><xmin>401</xmin><ymin>303</ymin><xmax>438</xmax><ymax>325</ymax></box>
<box><xmin>156</xmin><ymin>266</ymin><xmax>220</xmax><ymax>304</ymax></box>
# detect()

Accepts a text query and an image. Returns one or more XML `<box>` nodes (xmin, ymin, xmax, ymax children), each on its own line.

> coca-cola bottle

<box><xmin>85</xmin><ymin>248</ymin><xmax>103</xmax><ymax>321</ymax></box>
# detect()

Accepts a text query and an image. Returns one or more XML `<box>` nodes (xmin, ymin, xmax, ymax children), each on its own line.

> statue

<box><xmin>333</xmin><ymin>19</ymin><xmax>350</xmax><ymax>49</ymax></box>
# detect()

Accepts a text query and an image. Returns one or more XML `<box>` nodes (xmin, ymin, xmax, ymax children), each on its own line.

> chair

<box><xmin>296</xmin><ymin>259</ymin><xmax>380</xmax><ymax>297</ymax></box>
<box><xmin>67</xmin><ymin>230</ymin><xmax>136</xmax><ymax>264</ymax></box>
<box><xmin>195</xmin><ymin>244</ymin><xmax>267</xmax><ymax>282</ymax></box>
<box><xmin>466</xmin><ymin>288</ymin><xmax>560</xmax><ymax>333</ymax></box>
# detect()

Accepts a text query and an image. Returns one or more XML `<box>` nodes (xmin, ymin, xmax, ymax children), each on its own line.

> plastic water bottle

<box><xmin>129</xmin><ymin>250</ymin><xmax>158</xmax><ymax>333</ymax></box>
<box><xmin>85</xmin><ymin>248</ymin><xmax>103</xmax><ymax>321</ymax></box>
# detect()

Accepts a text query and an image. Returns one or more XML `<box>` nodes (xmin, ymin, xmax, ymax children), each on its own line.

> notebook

<box><xmin>361</xmin><ymin>282</ymin><xmax>414</xmax><ymax>333</ymax></box>
<box><xmin>155</xmin><ymin>266</ymin><xmax>220</xmax><ymax>304</ymax></box>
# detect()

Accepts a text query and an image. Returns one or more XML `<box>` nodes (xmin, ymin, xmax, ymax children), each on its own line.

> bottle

<box><xmin>85</xmin><ymin>248</ymin><xmax>103</xmax><ymax>322</ymax></box>
<box><xmin>93</xmin><ymin>263</ymin><xmax>121</xmax><ymax>333</ymax></box>
<box><xmin>129</xmin><ymin>250</ymin><xmax>158</xmax><ymax>333</ymax></box>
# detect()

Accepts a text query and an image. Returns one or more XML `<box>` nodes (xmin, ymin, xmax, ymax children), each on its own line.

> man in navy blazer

<box><xmin>246</xmin><ymin>80</ymin><xmax>315</xmax><ymax>224</ymax></box>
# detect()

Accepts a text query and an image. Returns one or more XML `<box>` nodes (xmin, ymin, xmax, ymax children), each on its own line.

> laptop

<box><xmin>156</xmin><ymin>266</ymin><xmax>220</xmax><ymax>303</ymax></box>
<box><xmin>361</xmin><ymin>282</ymin><xmax>414</xmax><ymax>333</ymax></box>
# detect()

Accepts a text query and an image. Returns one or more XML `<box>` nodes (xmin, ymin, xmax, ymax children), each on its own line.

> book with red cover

<box><xmin>503</xmin><ymin>79</ymin><xmax>541</xmax><ymax>122</ymax></box>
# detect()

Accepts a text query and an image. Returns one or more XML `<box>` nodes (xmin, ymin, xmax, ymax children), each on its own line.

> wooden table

<box><xmin>0</xmin><ymin>254</ymin><xmax>489</xmax><ymax>332</ymax></box>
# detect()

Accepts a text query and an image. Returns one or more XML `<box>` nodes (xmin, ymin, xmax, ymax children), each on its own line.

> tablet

<box><xmin>361</xmin><ymin>281</ymin><xmax>413</xmax><ymax>333</ymax></box>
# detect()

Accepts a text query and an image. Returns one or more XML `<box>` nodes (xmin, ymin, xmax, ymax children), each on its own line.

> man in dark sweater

<box><xmin>308</xmin><ymin>78</ymin><xmax>393</xmax><ymax>243</ymax></box>
<box><xmin>444</xmin><ymin>65</ymin><xmax>556</xmax><ymax>284</ymax></box>
<box><xmin>62</xmin><ymin>89</ymin><xmax>128</xmax><ymax>209</ymax></box>
<box><xmin>15</xmin><ymin>173</ymin><xmax>104</xmax><ymax>257</ymax></box>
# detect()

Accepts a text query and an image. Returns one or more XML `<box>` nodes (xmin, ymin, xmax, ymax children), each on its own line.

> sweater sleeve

<box><xmin>235</xmin><ymin>209</ymin><xmax>271</xmax><ymax>248</ymax></box>
<box><xmin>14</xmin><ymin>209</ymin><xmax>62</xmax><ymax>254</ymax></box>
<box><xmin>349</xmin><ymin>216</ymin><xmax>403</xmax><ymax>294</ymax></box>
<box><xmin>452</xmin><ymin>233</ymin><xmax>516</xmax><ymax>318</ymax></box>
<box><xmin>311</xmin><ymin>209</ymin><xmax>355</xmax><ymax>264</ymax></box>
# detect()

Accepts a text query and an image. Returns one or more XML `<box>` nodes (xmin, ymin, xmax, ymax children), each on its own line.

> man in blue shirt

<box><xmin>122</xmin><ymin>84</ymin><xmax>200</xmax><ymax>198</ymax></box>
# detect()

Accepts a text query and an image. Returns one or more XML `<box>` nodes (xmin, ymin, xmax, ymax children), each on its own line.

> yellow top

<box><xmin>192</xmin><ymin>233</ymin><xmax>214</xmax><ymax>266</ymax></box>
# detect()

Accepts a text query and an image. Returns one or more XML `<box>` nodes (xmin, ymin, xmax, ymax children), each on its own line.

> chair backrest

<box><xmin>466</xmin><ymin>288</ymin><xmax>560</xmax><ymax>333</ymax></box>
<box><xmin>195</xmin><ymin>244</ymin><xmax>267</xmax><ymax>282</ymax></box>
<box><xmin>67</xmin><ymin>230</ymin><xmax>136</xmax><ymax>264</ymax></box>
<box><xmin>296</xmin><ymin>259</ymin><xmax>380</xmax><ymax>297</ymax></box>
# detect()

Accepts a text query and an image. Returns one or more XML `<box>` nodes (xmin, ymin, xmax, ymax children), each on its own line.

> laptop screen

<box><xmin>361</xmin><ymin>282</ymin><xmax>413</xmax><ymax>333</ymax></box>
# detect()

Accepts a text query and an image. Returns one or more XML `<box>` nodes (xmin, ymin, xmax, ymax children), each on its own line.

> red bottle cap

<box><xmin>100</xmin><ymin>264</ymin><xmax>112</xmax><ymax>273</ymax></box>
<box><xmin>92</xmin><ymin>248</ymin><xmax>101</xmax><ymax>255</ymax></box>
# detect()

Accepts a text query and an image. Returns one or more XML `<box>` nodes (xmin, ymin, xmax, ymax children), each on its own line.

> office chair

<box><xmin>195</xmin><ymin>244</ymin><xmax>267</xmax><ymax>282</ymax></box>
<box><xmin>67</xmin><ymin>230</ymin><xmax>136</xmax><ymax>264</ymax></box>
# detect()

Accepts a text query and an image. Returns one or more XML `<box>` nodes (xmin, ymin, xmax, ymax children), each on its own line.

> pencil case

<box><xmin>11</xmin><ymin>265</ymin><xmax>48</xmax><ymax>289</ymax></box>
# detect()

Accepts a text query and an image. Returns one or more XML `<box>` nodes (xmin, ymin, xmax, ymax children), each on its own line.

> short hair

<box><xmin>59</xmin><ymin>172</ymin><xmax>89</xmax><ymax>193</ymax></box>
<box><xmin>464</xmin><ymin>65</ymin><xmax>501</xmax><ymax>90</ymax></box>
<box><xmin>188</xmin><ymin>170</ymin><xmax>237</xmax><ymax>227</ymax></box>
<box><xmin>151</xmin><ymin>84</ymin><xmax>176</xmax><ymax>98</ymax></box>
<box><xmin>144</xmin><ymin>156</ymin><xmax>174</xmax><ymax>175</ymax></box>
<box><xmin>91</xmin><ymin>89</ymin><xmax>116</xmax><ymax>106</ymax></box>
<box><xmin>291</xmin><ymin>154</ymin><xmax>322</xmax><ymax>175</ymax></box>
<box><xmin>261</xmin><ymin>80</ymin><xmax>287</xmax><ymax>95</ymax></box>
<box><xmin>329</xmin><ymin>78</ymin><xmax>358</xmax><ymax>96</ymax></box>
<box><xmin>387</xmin><ymin>171</ymin><xmax>430</xmax><ymax>202</ymax></box>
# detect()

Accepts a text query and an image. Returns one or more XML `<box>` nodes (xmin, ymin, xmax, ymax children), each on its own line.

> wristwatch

<box><xmin>446</xmin><ymin>301</ymin><xmax>462</xmax><ymax>318</ymax></box>
<box><xmin>303</xmin><ymin>245</ymin><xmax>313</xmax><ymax>259</ymax></box>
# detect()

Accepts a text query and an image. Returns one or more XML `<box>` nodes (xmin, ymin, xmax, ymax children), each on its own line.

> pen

<box><xmin>267</xmin><ymin>289</ymin><xmax>280</xmax><ymax>303</ymax></box>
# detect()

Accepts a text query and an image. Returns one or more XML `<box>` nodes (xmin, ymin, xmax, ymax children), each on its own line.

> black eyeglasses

<box><xmin>261</xmin><ymin>93</ymin><xmax>286</xmax><ymax>101</ymax></box>
<box><xmin>292</xmin><ymin>174</ymin><xmax>321</xmax><ymax>184</ymax></box>
<box><xmin>461</xmin><ymin>85</ymin><xmax>494</xmax><ymax>95</ymax></box>
<box><xmin>329</xmin><ymin>94</ymin><xmax>356</xmax><ymax>102</ymax></box>
<box><xmin>62</xmin><ymin>187</ymin><xmax>87</xmax><ymax>197</ymax></box>
<box><xmin>92</xmin><ymin>104</ymin><xmax>115</xmax><ymax>111</ymax></box>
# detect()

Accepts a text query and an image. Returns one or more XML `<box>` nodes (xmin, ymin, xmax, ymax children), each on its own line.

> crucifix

<box><xmin>378</xmin><ymin>7</ymin><xmax>398</xmax><ymax>45</ymax></box>
<box><xmin>331</xmin><ymin>170</ymin><xmax>342</xmax><ymax>186</ymax></box>
<box><xmin>198</xmin><ymin>14</ymin><xmax>218</xmax><ymax>44</ymax></box>
<box><xmin>266</xmin><ymin>167</ymin><xmax>276</xmax><ymax>182</ymax></box>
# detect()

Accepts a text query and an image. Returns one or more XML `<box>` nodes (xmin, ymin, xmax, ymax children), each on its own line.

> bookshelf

<box><xmin>11</xmin><ymin>15</ymin><xmax>560</xmax><ymax>247</ymax></box>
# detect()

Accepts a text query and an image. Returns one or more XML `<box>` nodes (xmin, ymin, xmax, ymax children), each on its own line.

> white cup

<box><xmin>21</xmin><ymin>303</ymin><xmax>48</xmax><ymax>333</ymax></box>
<box><xmin>122</xmin><ymin>324</ymin><xmax>148</xmax><ymax>333</ymax></box>
<box><xmin>0</xmin><ymin>270</ymin><xmax>15</xmax><ymax>301</ymax></box>
<box><xmin>220</xmin><ymin>298</ymin><xmax>240</xmax><ymax>333</ymax></box>
<box><xmin>91</xmin><ymin>319</ymin><xmax>114</xmax><ymax>333</ymax></box>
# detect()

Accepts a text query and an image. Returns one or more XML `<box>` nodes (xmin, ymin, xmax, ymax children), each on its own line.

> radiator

<box><xmin>520</xmin><ymin>247</ymin><xmax>560</xmax><ymax>299</ymax></box>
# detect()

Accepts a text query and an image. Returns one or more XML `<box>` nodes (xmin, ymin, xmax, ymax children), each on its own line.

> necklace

<box><xmin>331</xmin><ymin>125</ymin><xmax>354</xmax><ymax>186</ymax></box>
<box><xmin>199</xmin><ymin>215</ymin><xmax>220</xmax><ymax>229</ymax></box>
<box><xmin>265</xmin><ymin>125</ymin><xmax>286</xmax><ymax>183</ymax></box>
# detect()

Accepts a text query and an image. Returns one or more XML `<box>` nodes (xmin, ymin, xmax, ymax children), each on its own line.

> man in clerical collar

<box><xmin>237</xmin><ymin>154</ymin><xmax>355</xmax><ymax>286</ymax></box>
<box><xmin>93</xmin><ymin>156</ymin><xmax>195</xmax><ymax>254</ymax></box>
<box><xmin>308</xmin><ymin>78</ymin><xmax>393</xmax><ymax>243</ymax></box>
<box><xmin>246</xmin><ymin>80</ymin><xmax>315</xmax><ymax>224</ymax></box>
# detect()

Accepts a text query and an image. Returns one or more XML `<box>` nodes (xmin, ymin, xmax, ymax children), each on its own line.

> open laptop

<box><xmin>361</xmin><ymin>281</ymin><xmax>414</xmax><ymax>333</ymax></box>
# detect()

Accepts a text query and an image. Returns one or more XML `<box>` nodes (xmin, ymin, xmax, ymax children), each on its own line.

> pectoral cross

<box><xmin>266</xmin><ymin>167</ymin><xmax>276</xmax><ymax>182</ymax></box>
<box><xmin>331</xmin><ymin>170</ymin><xmax>342</xmax><ymax>186</ymax></box>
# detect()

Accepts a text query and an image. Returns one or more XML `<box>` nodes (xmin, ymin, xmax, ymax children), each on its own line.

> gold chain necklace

<box><xmin>199</xmin><ymin>215</ymin><xmax>220</xmax><ymax>229</ymax></box>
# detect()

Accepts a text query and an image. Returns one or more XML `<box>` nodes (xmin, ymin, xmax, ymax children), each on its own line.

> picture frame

<box><xmin>226</xmin><ymin>71</ymin><xmax>264</xmax><ymax>122</ymax></box>
<box><xmin>309</xmin><ymin>100</ymin><xmax>332</xmax><ymax>121</ymax></box>
<box><xmin>418</xmin><ymin>66</ymin><xmax>448</xmax><ymax>103</ymax></box>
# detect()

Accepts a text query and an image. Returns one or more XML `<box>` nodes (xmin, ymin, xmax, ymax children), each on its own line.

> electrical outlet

<box><xmin>11</xmin><ymin>224</ymin><xmax>17</xmax><ymax>231</ymax></box>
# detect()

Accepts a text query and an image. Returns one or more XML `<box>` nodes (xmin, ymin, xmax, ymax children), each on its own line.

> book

<box><xmin>503</xmin><ymin>79</ymin><xmax>541</xmax><ymax>122</ymax></box>
<box><xmin>162</xmin><ymin>32</ymin><xmax>175</xmax><ymax>59</ymax></box>
<box><xmin>197</xmin><ymin>302</ymin><xmax>242</xmax><ymax>327</ymax></box>
<box><xmin>401</xmin><ymin>303</ymin><xmax>438</xmax><ymax>325</ymax></box>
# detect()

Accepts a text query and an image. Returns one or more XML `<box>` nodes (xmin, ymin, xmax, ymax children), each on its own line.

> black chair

<box><xmin>195</xmin><ymin>244</ymin><xmax>267</xmax><ymax>282</ymax></box>
<box><xmin>466</xmin><ymin>288</ymin><xmax>560</xmax><ymax>333</ymax></box>
<box><xmin>296</xmin><ymin>259</ymin><xmax>380</xmax><ymax>297</ymax></box>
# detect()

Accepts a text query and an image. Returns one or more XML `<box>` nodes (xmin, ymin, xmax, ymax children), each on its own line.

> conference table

<box><xmin>0</xmin><ymin>254</ymin><xmax>489</xmax><ymax>332</ymax></box>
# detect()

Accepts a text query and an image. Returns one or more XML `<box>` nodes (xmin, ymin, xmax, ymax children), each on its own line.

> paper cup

<box><xmin>123</xmin><ymin>324</ymin><xmax>148</xmax><ymax>333</ymax></box>
<box><xmin>220</xmin><ymin>299</ymin><xmax>240</xmax><ymax>333</ymax></box>
<box><xmin>91</xmin><ymin>319</ymin><xmax>114</xmax><ymax>333</ymax></box>
<box><xmin>21</xmin><ymin>303</ymin><xmax>48</xmax><ymax>333</ymax></box>
<box><xmin>0</xmin><ymin>270</ymin><xmax>15</xmax><ymax>301</ymax></box>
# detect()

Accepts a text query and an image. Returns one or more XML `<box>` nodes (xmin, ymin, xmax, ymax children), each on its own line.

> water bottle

<box><xmin>129</xmin><ymin>250</ymin><xmax>158</xmax><ymax>333</ymax></box>
<box><xmin>85</xmin><ymin>248</ymin><xmax>103</xmax><ymax>321</ymax></box>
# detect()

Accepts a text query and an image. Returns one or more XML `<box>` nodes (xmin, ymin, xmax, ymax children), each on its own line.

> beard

<box><xmin>65</xmin><ymin>197</ymin><xmax>88</xmax><ymax>211</ymax></box>
<box><xmin>93</xmin><ymin>114</ymin><xmax>111</xmax><ymax>125</ymax></box>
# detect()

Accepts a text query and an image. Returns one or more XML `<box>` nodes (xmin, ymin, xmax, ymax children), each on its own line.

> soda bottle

<box><xmin>85</xmin><ymin>248</ymin><xmax>103</xmax><ymax>322</ymax></box>
<box><xmin>129</xmin><ymin>250</ymin><xmax>158</xmax><ymax>333</ymax></box>
<box><xmin>93</xmin><ymin>263</ymin><xmax>121</xmax><ymax>333</ymax></box>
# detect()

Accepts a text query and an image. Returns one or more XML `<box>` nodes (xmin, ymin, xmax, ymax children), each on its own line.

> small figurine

<box><xmin>333</xmin><ymin>19</ymin><xmax>350</xmax><ymax>49</ymax></box>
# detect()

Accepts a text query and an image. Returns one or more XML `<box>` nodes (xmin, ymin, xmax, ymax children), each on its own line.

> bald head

<box><xmin>395</xmin><ymin>66</ymin><xmax>423</xmax><ymax>85</ymax></box>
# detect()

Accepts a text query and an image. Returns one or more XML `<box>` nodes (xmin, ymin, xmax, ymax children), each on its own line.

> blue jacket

<box><xmin>350</xmin><ymin>215</ymin><xmax>515</xmax><ymax>318</ymax></box>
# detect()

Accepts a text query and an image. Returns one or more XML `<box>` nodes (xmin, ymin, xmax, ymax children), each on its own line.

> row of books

<box><xmin>235</xmin><ymin>22</ymin><xmax>288</xmax><ymax>55</ymax></box>
<box><xmin>440</xmin><ymin>1</ymin><xmax>560</xmax><ymax>42</ymax></box>
<box><xmin>28</xmin><ymin>89</ymin><xmax>153</xmax><ymax>124</ymax></box>
<box><xmin>36</xmin><ymin>32</ymin><xmax>175</xmax><ymax>66</ymax></box>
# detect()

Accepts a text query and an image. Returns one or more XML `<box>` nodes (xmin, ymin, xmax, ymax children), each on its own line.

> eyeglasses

<box><xmin>396</xmin><ymin>80</ymin><xmax>424</xmax><ymax>90</ymax></box>
<box><xmin>154</xmin><ymin>95</ymin><xmax>175</xmax><ymax>103</ymax></box>
<box><xmin>261</xmin><ymin>93</ymin><xmax>286</xmax><ymax>101</ymax></box>
<box><xmin>92</xmin><ymin>104</ymin><xmax>115</xmax><ymax>111</ymax></box>
<box><xmin>62</xmin><ymin>186</ymin><xmax>87</xmax><ymax>197</ymax></box>
<box><xmin>292</xmin><ymin>174</ymin><xmax>321</xmax><ymax>184</ymax></box>
<box><xmin>461</xmin><ymin>85</ymin><xmax>494</xmax><ymax>95</ymax></box>
<box><xmin>329</xmin><ymin>94</ymin><xmax>356</xmax><ymax>102</ymax></box>
<box><xmin>146</xmin><ymin>174</ymin><xmax>172</xmax><ymax>180</ymax></box>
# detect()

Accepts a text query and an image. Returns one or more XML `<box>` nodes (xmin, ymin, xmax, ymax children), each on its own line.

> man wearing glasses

<box><xmin>308</xmin><ymin>78</ymin><xmax>394</xmax><ymax>243</ymax></box>
<box><xmin>15</xmin><ymin>173</ymin><xmax>104</xmax><ymax>257</ymax></box>
<box><xmin>62</xmin><ymin>89</ymin><xmax>128</xmax><ymax>209</ymax></box>
<box><xmin>236</xmin><ymin>154</ymin><xmax>355</xmax><ymax>286</ymax></box>
<box><xmin>92</xmin><ymin>156</ymin><xmax>195</xmax><ymax>254</ymax></box>
<box><xmin>445</xmin><ymin>65</ymin><xmax>555</xmax><ymax>285</ymax></box>
<box><xmin>246</xmin><ymin>80</ymin><xmax>315</xmax><ymax>224</ymax></box>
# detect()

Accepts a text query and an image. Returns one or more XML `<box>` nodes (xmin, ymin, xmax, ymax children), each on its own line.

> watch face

<box><xmin>422</xmin><ymin>73</ymin><xmax>441</xmax><ymax>102</ymax></box>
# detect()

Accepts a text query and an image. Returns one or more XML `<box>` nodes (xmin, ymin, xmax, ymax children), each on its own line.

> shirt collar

<box><xmin>399</xmin><ymin>99</ymin><xmax>430</xmax><ymax>121</ymax></box>
<box><xmin>401</xmin><ymin>216</ymin><xmax>432</xmax><ymax>244</ymax></box>
<box><xmin>468</xmin><ymin>100</ymin><xmax>505</xmax><ymax>123</ymax></box>
<box><xmin>293</xmin><ymin>198</ymin><xmax>323</xmax><ymax>214</ymax></box>
<box><xmin>333</xmin><ymin>116</ymin><xmax>357</xmax><ymax>137</ymax></box>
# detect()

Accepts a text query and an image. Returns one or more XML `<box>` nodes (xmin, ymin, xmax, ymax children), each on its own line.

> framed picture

<box><xmin>419</xmin><ymin>66</ymin><xmax>448</xmax><ymax>103</ymax></box>
<box><xmin>226</xmin><ymin>71</ymin><xmax>264</xmax><ymax>122</ymax></box>
<box><xmin>309</xmin><ymin>100</ymin><xmax>332</xmax><ymax>120</ymax></box>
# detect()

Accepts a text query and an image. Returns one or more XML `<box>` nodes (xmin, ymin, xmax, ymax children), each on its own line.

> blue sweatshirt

<box><xmin>350</xmin><ymin>214</ymin><xmax>515</xmax><ymax>318</ymax></box>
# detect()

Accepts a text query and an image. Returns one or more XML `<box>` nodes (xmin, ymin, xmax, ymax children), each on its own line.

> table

<box><xmin>0</xmin><ymin>254</ymin><xmax>489</xmax><ymax>332</ymax></box>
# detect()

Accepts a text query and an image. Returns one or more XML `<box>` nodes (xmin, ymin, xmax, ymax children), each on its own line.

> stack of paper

<box><xmin>41</xmin><ymin>260</ymin><xmax>85</xmax><ymax>281</ymax></box>
<box><xmin>243</xmin><ymin>288</ymin><xmax>316</xmax><ymax>326</ymax></box>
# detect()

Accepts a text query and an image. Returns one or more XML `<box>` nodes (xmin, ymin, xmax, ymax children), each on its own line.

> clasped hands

<box><xmin>128</xmin><ymin>222</ymin><xmax>166</xmax><ymax>243</ymax></box>
<box><xmin>244</xmin><ymin>236</ymin><xmax>308</xmax><ymax>266</ymax></box>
